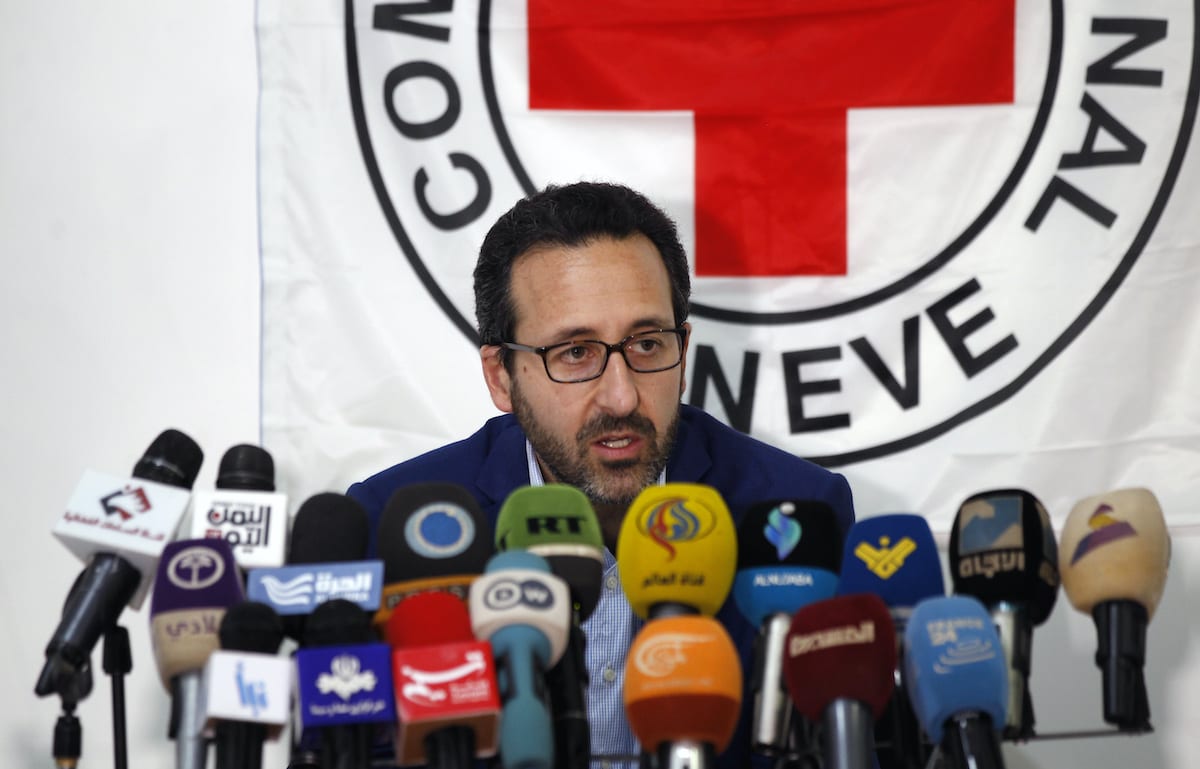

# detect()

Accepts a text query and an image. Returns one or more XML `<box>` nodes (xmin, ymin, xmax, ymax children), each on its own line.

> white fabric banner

<box><xmin>258</xmin><ymin>0</ymin><xmax>1200</xmax><ymax>531</ymax></box>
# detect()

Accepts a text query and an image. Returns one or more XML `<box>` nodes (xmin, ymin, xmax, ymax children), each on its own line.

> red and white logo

<box><xmin>392</xmin><ymin>641</ymin><xmax>500</xmax><ymax>714</ymax></box>
<box><xmin>346</xmin><ymin>0</ymin><xmax>1197</xmax><ymax>463</ymax></box>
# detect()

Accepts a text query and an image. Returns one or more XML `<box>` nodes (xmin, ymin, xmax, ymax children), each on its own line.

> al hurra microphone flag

<box><xmin>256</xmin><ymin>0</ymin><xmax>1200</xmax><ymax>530</ymax></box>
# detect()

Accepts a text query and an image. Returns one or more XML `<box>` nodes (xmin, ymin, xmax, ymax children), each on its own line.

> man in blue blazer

<box><xmin>349</xmin><ymin>181</ymin><xmax>855</xmax><ymax>768</ymax></box>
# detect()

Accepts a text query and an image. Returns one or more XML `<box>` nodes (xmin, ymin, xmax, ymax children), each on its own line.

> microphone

<box><xmin>38</xmin><ymin>429</ymin><xmax>203</xmax><ymax>697</ymax></box>
<box><xmin>949</xmin><ymin>489</ymin><xmax>1060</xmax><ymax>739</ymax></box>
<box><xmin>468</xmin><ymin>550</ymin><xmax>571</xmax><ymax>769</ymax></box>
<box><xmin>148</xmin><ymin>538</ymin><xmax>246</xmax><ymax>769</ymax></box>
<box><xmin>903</xmin><ymin>595</ymin><xmax>1008</xmax><ymax>769</ymax></box>
<box><xmin>618</xmin><ymin>483</ymin><xmax>741</xmax><ymax>768</ymax></box>
<box><xmin>245</xmin><ymin>493</ymin><xmax>382</xmax><ymax>640</ymax></box>
<box><xmin>386</xmin><ymin>591</ymin><xmax>501</xmax><ymax>767</ymax></box>
<box><xmin>294</xmin><ymin>599</ymin><xmax>396</xmax><ymax>769</ymax></box>
<box><xmin>495</xmin><ymin>484</ymin><xmax>604</xmax><ymax>619</ymax></box>
<box><xmin>731</xmin><ymin>499</ymin><xmax>843</xmax><ymax>756</ymax></box>
<box><xmin>624</xmin><ymin>614</ymin><xmax>743</xmax><ymax>769</ymax></box>
<box><xmin>189</xmin><ymin>444</ymin><xmax>288</xmax><ymax>571</ymax></box>
<box><xmin>375</xmin><ymin>483</ymin><xmax>493</xmax><ymax>627</ymax></box>
<box><xmin>494</xmin><ymin>484</ymin><xmax>603</xmax><ymax>769</ymax></box>
<box><xmin>782</xmin><ymin>593</ymin><xmax>896</xmax><ymax>769</ymax></box>
<box><xmin>1059</xmin><ymin>487</ymin><xmax>1170</xmax><ymax>731</ymax></box>
<box><xmin>617</xmin><ymin>483</ymin><xmax>738</xmax><ymax>619</ymax></box>
<box><xmin>837</xmin><ymin>513</ymin><xmax>944</xmax><ymax>769</ymax></box>
<box><xmin>203</xmin><ymin>601</ymin><xmax>290</xmax><ymax>769</ymax></box>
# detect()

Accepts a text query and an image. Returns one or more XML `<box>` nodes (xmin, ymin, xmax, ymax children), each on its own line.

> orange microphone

<box><xmin>624</xmin><ymin>615</ymin><xmax>743</xmax><ymax>769</ymax></box>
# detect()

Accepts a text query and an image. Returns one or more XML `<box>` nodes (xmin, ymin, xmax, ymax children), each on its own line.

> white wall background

<box><xmin>1</xmin><ymin>2</ymin><xmax>1197</xmax><ymax>768</ymax></box>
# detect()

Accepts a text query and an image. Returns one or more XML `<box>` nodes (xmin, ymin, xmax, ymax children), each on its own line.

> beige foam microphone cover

<box><xmin>1059</xmin><ymin>488</ymin><xmax>1170</xmax><ymax>619</ymax></box>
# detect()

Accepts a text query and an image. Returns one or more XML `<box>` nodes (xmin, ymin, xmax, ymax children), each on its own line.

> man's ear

<box><xmin>481</xmin><ymin>346</ymin><xmax>514</xmax><ymax>413</ymax></box>
<box><xmin>678</xmin><ymin>322</ymin><xmax>691</xmax><ymax>397</ymax></box>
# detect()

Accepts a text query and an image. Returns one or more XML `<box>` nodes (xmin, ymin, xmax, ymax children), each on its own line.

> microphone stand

<box><xmin>547</xmin><ymin>616</ymin><xmax>591</xmax><ymax>769</ymax></box>
<box><xmin>103</xmin><ymin>625</ymin><xmax>132</xmax><ymax>769</ymax></box>
<box><xmin>45</xmin><ymin>646</ymin><xmax>93</xmax><ymax>769</ymax></box>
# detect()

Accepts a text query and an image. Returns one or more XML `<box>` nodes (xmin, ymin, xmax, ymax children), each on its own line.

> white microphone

<box><xmin>37</xmin><ymin>429</ymin><xmax>203</xmax><ymax>698</ymax></box>
<box><xmin>188</xmin><ymin>444</ymin><xmax>287</xmax><ymax>571</ymax></box>
<box><xmin>202</xmin><ymin>602</ymin><xmax>290</xmax><ymax>769</ymax></box>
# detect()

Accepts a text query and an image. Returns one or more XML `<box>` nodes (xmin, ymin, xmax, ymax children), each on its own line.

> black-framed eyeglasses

<box><xmin>501</xmin><ymin>327</ymin><xmax>688</xmax><ymax>384</ymax></box>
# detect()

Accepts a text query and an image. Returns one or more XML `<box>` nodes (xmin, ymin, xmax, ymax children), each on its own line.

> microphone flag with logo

<box><xmin>950</xmin><ymin>488</ymin><xmax>1059</xmax><ymax>740</ymax></box>
<box><xmin>39</xmin><ymin>428</ymin><xmax>204</xmax><ymax>699</ymax></box>
<box><xmin>375</xmin><ymin>482</ymin><xmax>493</xmax><ymax>626</ymax></box>
<box><xmin>731</xmin><ymin>498</ymin><xmax>843</xmax><ymax>756</ymax></box>
<box><xmin>617</xmin><ymin>482</ymin><xmax>737</xmax><ymax>619</ymax></box>
<box><xmin>188</xmin><ymin>444</ymin><xmax>288</xmax><ymax>571</ymax></box>
<box><xmin>208</xmin><ymin>601</ymin><xmax>289</xmax><ymax>769</ymax></box>
<box><xmin>1059</xmin><ymin>487</ymin><xmax>1170</xmax><ymax>732</ymax></box>
<box><xmin>294</xmin><ymin>599</ymin><xmax>393</xmax><ymax>769</ymax></box>
<box><xmin>245</xmin><ymin>492</ymin><xmax>382</xmax><ymax>641</ymax></box>
<box><xmin>386</xmin><ymin>590</ymin><xmax>500</xmax><ymax>768</ymax></box>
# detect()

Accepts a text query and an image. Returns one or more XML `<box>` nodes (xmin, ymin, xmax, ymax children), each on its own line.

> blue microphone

<box><xmin>904</xmin><ymin>595</ymin><xmax>1008</xmax><ymax>769</ymax></box>
<box><xmin>837</xmin><ymin>513</ymin><xmax>944</xmax><ymax>769</ymax></box>
<box><xmin>468</xmin><ymin>550</ymin><xmax>570</xmax><ymax>769</ymax></box>
<box><xmin>837</xmin><ymin>513</ymin><xmax>944</xmax><ymax>614</ymax></box>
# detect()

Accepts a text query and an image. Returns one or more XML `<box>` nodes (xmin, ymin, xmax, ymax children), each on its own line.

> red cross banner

<box><xmin>257</xmin><ymin>0</ymin><xmax>1200</xmax><ymax>532</ymax></box>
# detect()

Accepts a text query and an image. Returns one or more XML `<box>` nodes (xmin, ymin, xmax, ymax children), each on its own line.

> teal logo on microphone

<box><xmin>765</xmin><ymin>503</ymin><xmax>802</xmax><ymax>560</ymax></box>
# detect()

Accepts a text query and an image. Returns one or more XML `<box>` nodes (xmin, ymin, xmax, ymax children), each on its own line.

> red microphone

<box><xmin>783</xmin><ymin>594</ymin><xmax>896</xmax><ymax>769</ymax></box>
<box><xmin>386</xmin><ymin>591</ymin><xmax>500</xmax><ymax>768</ymax></box>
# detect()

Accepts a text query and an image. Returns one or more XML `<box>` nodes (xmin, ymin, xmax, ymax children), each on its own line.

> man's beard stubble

<box><xmin>509</xmin><ymin>378</ymin><xmax>680</xmax><ymax>513</ymax></box>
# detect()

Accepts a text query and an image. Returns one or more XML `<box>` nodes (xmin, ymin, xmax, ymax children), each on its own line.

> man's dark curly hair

<box><xmin>473</xmin><ymin>182</ymin><xmax>691</xmax><ymax>360</ymax></box>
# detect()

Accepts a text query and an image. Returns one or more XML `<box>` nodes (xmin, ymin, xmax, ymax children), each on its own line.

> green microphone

<box><xmin>496</xmin><ymin>484</ymin><xmax>605</xmax><ymax>620</ymax></box>
<box><xmin>495</xmin><ymin>484</ymin><xmax>605</xmax><ymax>769</ymax></box>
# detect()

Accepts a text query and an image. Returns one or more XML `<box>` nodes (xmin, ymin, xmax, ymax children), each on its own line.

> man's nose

<box><xmin>593</xmin><ymin>350</ymin><xmax>639</xmax><ymax>415</ymax></box>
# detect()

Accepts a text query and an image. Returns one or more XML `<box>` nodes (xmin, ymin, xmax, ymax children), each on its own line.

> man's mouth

<box><xmin>599</xmin><ymin>437</ymin><xmax>634</xmax><ymax>449</ymax></box>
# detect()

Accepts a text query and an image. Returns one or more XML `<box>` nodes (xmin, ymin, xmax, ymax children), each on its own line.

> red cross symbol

<box><xmin>528</xmin><ymin>1</ymin><xmax>1014</xmax><ymax>276</ymax></box>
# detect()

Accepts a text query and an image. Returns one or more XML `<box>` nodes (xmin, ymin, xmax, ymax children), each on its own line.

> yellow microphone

<box><xmin>617</xmin><ymin>483</ymin><xmax>737</xmax><ymax>619</ymax></box>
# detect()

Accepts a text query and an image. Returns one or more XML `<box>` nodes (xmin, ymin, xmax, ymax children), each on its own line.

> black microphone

<box><xmin>245</xmin><ymin>493</ymin><xmax>376</xmax><ymax>768</ymax></box>
<box><xmin>38</xmin><ymin>429</ymin><xmax>204</xmax><ymax>697</ymax></box>
<box><xmin>731</xmin><ymin>499</ymin><xmax>843</xmax><ymax>757</ymax></box>
<box><xmin>278</xmin><ymin>492</ymin><xmax>373</xmax><ymax>642</ymax></box>
<box><xmin>950</xmin><ymin>489</ymin><xmax>1059</xmax><ymax>739</ymax></box>
<box><xmin>298</xmin><ymin>600</ymin><xmax>378</xmax><ymax>769</ymax></box>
